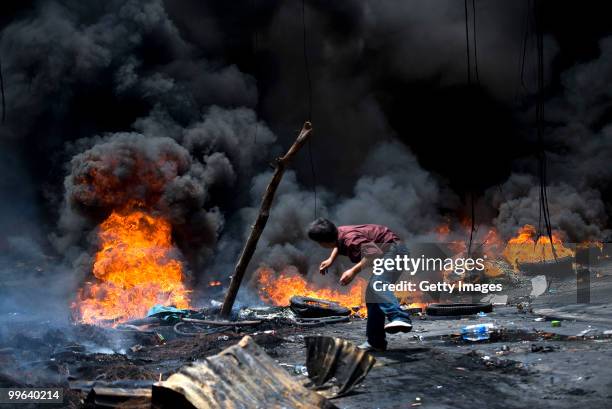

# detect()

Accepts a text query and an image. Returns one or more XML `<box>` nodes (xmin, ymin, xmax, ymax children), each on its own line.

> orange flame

<box><xmin>256</xmin><ymin>267</ymin><xmax>426</xmax><ymax>316</ymax></box>
<box><xmin>257</xmin><ymin>267</ymin><xmax>367</xmax><ymax>316</ymax></box>
<box><xmin>73</xmin><ymin>209</ymin><xmax>190</xmax><ymax>325</ymax></box>
<box><xmin>435</xmin><ymin>223</ymin><xmax>451</xmax><ymax>239</ymax></box>
<box><xmin>502</xmin><ymin>224</ymin><xmax>574</xmax><ymax>269</ymax></box>
<box><xmin>431</xmin><ymin>223</ymin><xmax>505</xmax><ymax>278</ymax></box>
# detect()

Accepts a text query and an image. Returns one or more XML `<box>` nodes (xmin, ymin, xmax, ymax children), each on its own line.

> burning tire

<box><xmin>425</xmin><ymin>302</ymin><xmax>492</xmax><ymax>316</ymax></box>
<box><xmin>517</xmin><ymin>255</ymin><xmax>574</xmax><ymax>276</ymax></box>
<box><xmin>289</xmin><ymin>296</ymin><xmax>351</xmax><ymax>318</ymax></box>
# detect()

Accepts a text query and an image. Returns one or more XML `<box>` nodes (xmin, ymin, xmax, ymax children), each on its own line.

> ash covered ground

<box><xmin>1</xmin><ymin>260</ymin><xmax>612</xmax><ymax>409</ymax></box>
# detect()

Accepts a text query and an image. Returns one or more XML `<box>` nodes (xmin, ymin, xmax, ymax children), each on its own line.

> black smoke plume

<box><xmin>0</xmin><ymin>0</ymin><xmax>610</xmax><ymax>315</ymax></box>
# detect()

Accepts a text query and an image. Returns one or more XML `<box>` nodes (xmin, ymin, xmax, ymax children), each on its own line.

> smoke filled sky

<box><xmin>1</xmin><ymin>0</ymin><xmax>612</xmax><ymax>300</ymax></box>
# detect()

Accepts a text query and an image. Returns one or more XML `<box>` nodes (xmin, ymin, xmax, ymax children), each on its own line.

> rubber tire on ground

<box><xmin>517</xmin><ymin>255</ymin><xmax>574</xmax><ymax>276</ymax></box>
<box><xmin>425</xmin><ymin>302</ymin><xmax>493</xmax><ymax>316</ymax></box>
<box><xmin>289</xmin><ymin>296</ymin><xmax>351</xmax><ymax>318</ymax></box>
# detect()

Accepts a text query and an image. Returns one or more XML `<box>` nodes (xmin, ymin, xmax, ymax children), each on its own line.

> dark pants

<box><xmin>365</xmin><ymin>243</ymin><xmax>412</xmax><ymax>349</ymax></box>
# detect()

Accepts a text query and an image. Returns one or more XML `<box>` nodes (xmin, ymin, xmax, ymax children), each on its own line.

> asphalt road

<box><xmin>273</xmin><ymin>263</ymin><xmax>612</xmax><ymax>409</ymax></box>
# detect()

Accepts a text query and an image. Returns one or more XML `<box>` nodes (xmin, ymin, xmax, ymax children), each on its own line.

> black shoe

<box><xmin>384</xmin><ymin>320</ymin><xmax>413</xmax><ymax>334</ymax></box>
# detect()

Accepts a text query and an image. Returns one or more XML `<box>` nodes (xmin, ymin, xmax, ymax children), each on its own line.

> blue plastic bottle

<box><xmin>461</xmin><ymin>323</ymin><xmax>496</xmax><ymax>341</ymax></box>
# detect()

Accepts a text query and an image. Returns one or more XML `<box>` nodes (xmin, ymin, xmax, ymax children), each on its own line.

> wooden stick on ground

<box><xmin>220</xmin><ymin>121</ymin><xmax>313</xmax><ymax>318</ymax></box>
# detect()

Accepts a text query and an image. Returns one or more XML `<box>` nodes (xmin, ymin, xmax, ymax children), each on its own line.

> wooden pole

<box><xmin>220</xmin><ymin>121</ymin><xmax>313</xmax><ymax>317</ymax></box>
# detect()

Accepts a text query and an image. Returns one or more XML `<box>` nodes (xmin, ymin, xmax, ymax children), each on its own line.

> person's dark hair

<box><xmin>307</xmin><ymin>218</ymin><xmax>338</xmax><ymax>243</ymax></box>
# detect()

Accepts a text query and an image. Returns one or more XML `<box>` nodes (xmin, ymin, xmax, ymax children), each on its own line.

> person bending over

<box><xmin>307</xmin><ymin>218</ymin><xmax>412</xmax><ymax>351</ymax></box>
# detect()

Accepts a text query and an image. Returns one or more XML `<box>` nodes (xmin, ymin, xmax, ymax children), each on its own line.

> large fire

<box><xmin>502</xmin><ymin>224</ymin><xmax>574</xmax><ymax>269</ymax></box>
<box><xmin>73</xmin><ymin>209</ymin><xmax>190</xmax><ymax>325</ymax></box>
<box><xmin>432</xmin><ymin>222</ymin><xmax>578</xmax><ymax>273</ymax></box>
<box><xmin>257</xmin><ymin>267</ymin><xmax>367</xmax><ymax>315</ymax></box>
<box><xmin>257</xmin><ymin>267</ymin><xmax>426</xmax><ymax>316</ymax></box>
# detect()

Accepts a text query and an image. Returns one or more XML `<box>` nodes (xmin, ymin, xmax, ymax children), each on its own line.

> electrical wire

<box><xmin>534</xmin><ymin>0</ymin><xmax>557</xmax><ymax>258</ymax></box>
<box><xmin>252</xmin><ymin>0</ymin><xmax>259</xmax><ymax>143</ymax></box>
<box><xmin>472</xmin><ymin>0</ymin><xmax>480</xmax><ymax>83</ymax></box>
<box><xmin>302</xmin><ymin>0</ymin><xmax>317</xmax><ymax>218</ymax></box>
<box><xmin>0</xmin><ymin>57</ymin><xmax>5</xmax><ymax>124</ymax></box>
<box><xmin>519</xmin><ymin>0</ymin><xmax>532</xmax><ymax>94</ymax></box>
<box><xmin>464</xmin><ymin>0</ymin><xmax>471</xmax><ymax>85</ymax></box>
<box><xmin>464</xmin><ymin>0</ymin><xmax>476</xmax><ymax>255</ymax></box>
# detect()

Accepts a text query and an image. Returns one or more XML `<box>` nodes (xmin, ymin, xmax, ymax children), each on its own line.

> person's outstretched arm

<box><xmin>339</xmin><ymin>256</ymin><xmax>371</xmax><ymax>285</ymax></box>
<box><xmin>319</xmin><ymin>247</ymin><xmax>338</xmax><ymax>274</ymax></box>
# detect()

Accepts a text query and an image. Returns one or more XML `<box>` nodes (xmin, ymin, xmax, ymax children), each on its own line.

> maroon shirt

<box><xmin>337</xmin><ymin>224</ymin><xmax>400</xmax><ymax>263</ymax></box>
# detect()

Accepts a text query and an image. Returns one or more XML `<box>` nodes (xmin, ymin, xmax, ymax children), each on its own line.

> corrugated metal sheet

<box><xmin>86</xmin><ymin>386</ymin><xmax>151</xmax><ymax>408</ymax></box>
<box><xmin>305</xmin><ymin>336</ymin><xmax>375</xmax><ymax>397</ymax></box>
<box><xmin>152</xmin><ymin>336</ymin><xmax>336</xmax><ymax>409</ymax></box>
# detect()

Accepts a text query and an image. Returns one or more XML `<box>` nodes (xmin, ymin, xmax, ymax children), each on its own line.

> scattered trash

<box><xmin>304</xmin><ymin>336</ymin><xmax>375</xmax><ymax>398</ymax></box>
<box><xmin>501</xmin><ymin>345</ymin><xmax>510</xmax><ymax>351</ymax></box>
<box><xmin>153</xmin><ymin>336</ymin><xmax>332</xmax><ymax>408</ymax></box>
<box><xmin>238</xmin><ymin>306</ymin><xmax>296</xmax><ymax>321</ymax></box>
<box><xmin>517</xmin><ymin>302</ymin><xmax>532</xmax><ymax>313</ymax></box>
<box><xmin>252</xmin><ymin>330</ymin><xmax>277</xmax><ymax>336</ymax></box>
<box><xmin>477</xmin><ymin>311</ymin><xmax>487</xmax><ymax>317</ymax></box>
<box><xmin>290</xmin><ymin>296</ymin><xmax>351</xmax><ymax>318</ymax></box>
<box><xmin>534</xmin><ymin>317</ymin><xmax>545</xmax><ymax>322</ymax></box>
<box><xmin>182</xmin><ymin>317</ymin><xmax>261</xmax><ymax>327</ymax></box>
<box><xmin>284</xmin><ymin>334</ymin><xmax>305</xmax><ymax>343</ymax></box>
<box><xmin>460</xmin><ymin>323</ymin><xmax>497</xmax><ymax>341</ymax></box>
<box><xmin>481</xmin><ymin>294</ymin><xmax>508</xmax><ymax>305</ymax></box>
<box><xmin>279</xmin><ymin>364</ymin><xmax>309</xmax><ymax>376</ymax></box>
<box><xmin>295</xmin><ymin>316</ymin><xmax>350</xmax><ymax>327</ymax></box>
<box><xmin>604</xmin><ymin>330</ymin><xmax>612</xmax><ymax>335</ymax></box>
<box><xmin>530</xmin><ymin>275</ymin><xmax>548</xmax><ymax>297</ymax></box>
<box><xmin>551</xmin><ymin>320</ymin><xmax>561</xmax><ymax>327</ymax></box>
<box><xmin>217</xmin><ymin>335</ymin><xmax>229</xmax><ymax>341</ymax></box>
<box><xmin>147</xmin><ymin>305</ymin><xmax>197</xmax><ymax>324</ymax></box>
<box><xmin>129</xmin><ymin>344</ymin><xmax>143</xmax><ymax>353</ymax></box>
<box><xmin>173</xmin><ymin>322</ymin><xmax>232</xmax><ymax>337</ymax></box>
<box><xmin>426</xmin><ymin>303</ymin><xmax>493</xmax><ymax>316</ymax></box>
<box><xmin>531</xmin><ymin>344</ymin><xmax>557</xmax><ymax>353</ymax></box>
<box><xmin>83</xmin><ymin>381</ymin><xmax>154</xmax><ymax>408</ymax></box>
<box><xmin>400</xmin><ymin>305</ymin><xmax>423</xmax><ymax>315</ymax></box>
<box><xmin>577</xmin><ymin>329</ymin><xmax>596</xmax><ymax>337</ymax></box>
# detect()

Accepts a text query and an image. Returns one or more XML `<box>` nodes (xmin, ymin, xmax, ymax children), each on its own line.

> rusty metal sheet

<box><xmin>305</xmin><ymin>336</ymin><xmax>375</xmax><ymax>397</ymax></box>
<box><xmin>85</xmin><ymin>386</ymin><xmax>151</xmax><ymax>408</ymax></box>
<box><xmin>152</xmin><ymin>335</ymin><xmax>336</xmax><ymax>409</ymax></box>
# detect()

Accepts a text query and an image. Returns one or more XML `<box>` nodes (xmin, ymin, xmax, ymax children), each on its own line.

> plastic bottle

<box><xmin>461</xmin><ymin>323</ymin><xmax>497</xmax><ymax>341</ymax></box>
<box><xmin>294</xmin><ymin>365</ymin><xmax>308</xmax><ymax>376</ymax></box>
